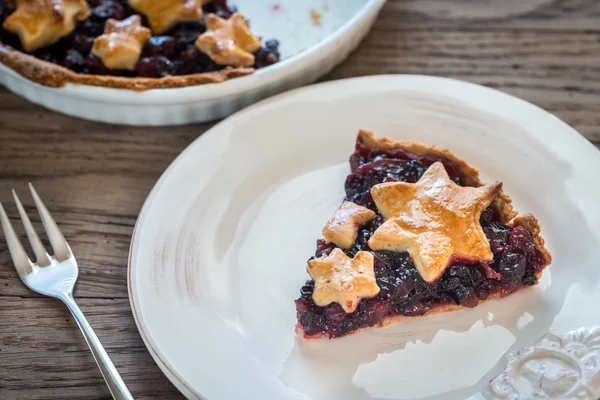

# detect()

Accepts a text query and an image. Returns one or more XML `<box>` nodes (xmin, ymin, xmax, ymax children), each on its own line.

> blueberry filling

<box><xmin>0</xmin><ymin>0</ymin><xmax>280</xmax><ymax>77</ymax></box>
<box><xmin>296</xmin><ymin>143</ymin><xmax>547</xmax><ymax>338</ymax></box>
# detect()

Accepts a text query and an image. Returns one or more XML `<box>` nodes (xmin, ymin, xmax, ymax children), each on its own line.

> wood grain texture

<box><xmin>0</xmin><ymin>0</ymin><xmax>599</xmax><ymax>398</ymax></box>
<box><xmin>0</xmin><ymin>298</ymin><xmax>181</xmax><ymax>399</ymax></box>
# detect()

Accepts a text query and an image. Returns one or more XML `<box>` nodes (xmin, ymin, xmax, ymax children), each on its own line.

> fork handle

<box><xmin>60</xmin><ymin>293</ymin><xmax>134</xmax><ymax>400</ymax></box>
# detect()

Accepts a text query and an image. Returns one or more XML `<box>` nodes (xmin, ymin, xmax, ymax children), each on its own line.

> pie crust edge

<box><xmin>296</xmin><ymin>130</ymin><xmax>552</xmax><ymax>339</ymax></box>
<box><xmin>0</xmin><ymin>41</ymin><xmax>255</xmax><ymax>91</ymax></box>
<box><xmin>296</xmin><ymin>288</ymin><xmax>536</xmax><ymax>339</ymax></box>
<box><xmin>357</xmin><ymin>129</ymin><xmax>551</xmax><ymax>266</ymax></box>
<box><xmin>358</xmin><ymin>129</ymin><xmax>519</xmax><ymax>224</ymax></box>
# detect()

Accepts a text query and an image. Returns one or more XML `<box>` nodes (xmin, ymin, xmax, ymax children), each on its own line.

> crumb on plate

<box><xmin>310</xmin><ymin>9</ymin><xmax>322</xmax><ymax>26</ymax></box>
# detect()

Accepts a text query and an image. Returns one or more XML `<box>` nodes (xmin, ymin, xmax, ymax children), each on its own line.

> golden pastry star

<box><xmin>368</xmin><ymin>162</ymin><xmax>502</xmax><ymax>283</ymax></box>
<box><xmin>92</xmin><ymin>15</ymin><xmax>151</xmax><ymax>71</ymax></box>
<box><xmin>3</xmin><ymin>0</ymin><xmax>91</xmax><ymax>52</ymax></box>
<box><xmin>195</xmin><ymin>13</ymin><xmax>261</xmax><ymax>67</ymax></box>
<box><xmin>128</xmin><ymin>0</ymin><xmax>209</xmax><ymax>35</ymax></box>
<box><xmin>307</xmin><ymin>248</ymin><xmax>379</xmax><ymax>313</ymax></box>
<box><xmin>322</xmin><ymin>202</ymin><xmax>375</xmax><ymax>249</ymax></box>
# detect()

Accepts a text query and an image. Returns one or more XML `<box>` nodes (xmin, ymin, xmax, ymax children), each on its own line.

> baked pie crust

<box><xmin>307</xmin><ymin>248</ymin><xmax>379</xmax><ymax>313</ymax></box>
<box><xmin>195</xmin><ymin>13</ymin><xmax>261</xmax><ymax>68</ymax></box>
<box><xmin>92</xmin><ymin>15</ymin><xmax>151</xmax><ymax>70</ymax></box>
<box><xmin>369</xmin><ymin>162</ymin><xmax>502</xmax><ymax>282</ymax></box>
<box><xmin>0</xmin><ymin>44</ymin><xmax>254</xmax><ymax>90</ymax></box>
<box><xmin>295</xmin><ymin>129</ymin><xmax>552</xmax><ymax>339</ymax></box>
<box><xmin>128</xmin><ymin>0</ymin><xmax>207</xmax><ymax>35</ymax></box>
<box><xmin>2</xmin><ymin>0</ymin><xmax>91</xmax><ymax>52</ymax></box>
<box><xmin>322</xmin><ymin>201</ymin><xmax>375</xmax><ymax>250</ymax></box>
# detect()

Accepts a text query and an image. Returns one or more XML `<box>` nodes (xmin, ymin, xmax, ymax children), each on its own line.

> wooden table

<box><xmin>1</xmin><ymin>1</ymin><xmax>598</xmax><ymax>398</ymax></box>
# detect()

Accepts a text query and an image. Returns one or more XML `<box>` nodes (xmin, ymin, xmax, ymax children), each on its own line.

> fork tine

<box><xmin>0</xmin><ymin>201</ymin><xmax>34</xmax><ymax>277</ymax></box>
<box><xmin>28</xmin><ymin>184</ymin><xmax>70</xmax><ymax>261</ymax></box>
<box><xmin>13</xmin><ymin>190</ymin><xmax>52</xmax><ymax>266</ymax></box>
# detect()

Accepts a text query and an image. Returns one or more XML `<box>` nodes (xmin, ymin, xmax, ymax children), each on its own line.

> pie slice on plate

<box><xmin>295</xmin><ymin>130</ymin><xmax>552</xmax><ymax>339</ymax></box>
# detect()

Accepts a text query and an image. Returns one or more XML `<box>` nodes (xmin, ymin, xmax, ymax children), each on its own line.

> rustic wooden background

<box><xmin>1</xmin><ymin>0</ymin><xmax>599</xmax><ymax>398</ymax></box>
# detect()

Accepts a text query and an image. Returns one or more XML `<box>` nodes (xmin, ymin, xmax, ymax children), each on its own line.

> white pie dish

<box><xmin>128</xmin><ymin>75</ymin><xmax>600</xmax><ymax>399</ymax></box>
<box><xmin>0</xmin><ymin>0</ymin><xmax>385</xmax><ymax>126</ymax></box>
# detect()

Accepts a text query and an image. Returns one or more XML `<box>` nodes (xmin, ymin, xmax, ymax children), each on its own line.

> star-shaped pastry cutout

<box><xmin>92</xmin><ymin>15</ymin><xmax>151</xmax><ymax>71</ymax></box>
<box><xmin>3</xmin><ymin>0</ymin><xmax>91</xmax><ymax>52</ymax></box>
<box><xmin>195</xmin><ymin>13</ymin><xmax>261</xmax><ymax>67</ymax></box>
<box><xmin>128</xmin><ymin>0</ymin><xmax>209</xmax><ymax>35</ymax></box>
<box><xmin>322</xmin><ymin>202</ymin><xmax>375</xmax><ymax>249</ymax></box>
<box><xmin>308</xmin><ymin>248</ymin><xmax>379</xmax><ymax>313</ymax></box>
<box><xmin>368</xmin><ymin>162</ymin><xmax>502</xmax><ymax>282</ymax></box>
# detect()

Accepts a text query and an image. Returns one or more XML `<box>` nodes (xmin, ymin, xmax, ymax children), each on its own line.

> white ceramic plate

<box><xmin>128</xmin><ymin>75</ymin><xmax>600</xmax><ymax>399</ymax></box>
<box><xmin>0</xmin><ymin>0</ymin><xmax>385</xmax><ymax>126</ymax></box>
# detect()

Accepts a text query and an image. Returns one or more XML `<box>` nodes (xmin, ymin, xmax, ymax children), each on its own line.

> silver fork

<box><xmin>0</xmin><ymin>184</ymin><xmax>133</xmax><ymax>400</ymax></box>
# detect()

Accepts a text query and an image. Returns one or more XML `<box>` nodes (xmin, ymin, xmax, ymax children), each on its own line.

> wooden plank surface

<box><xmin>0</xmin><ymin>0</ymin><xmax>599</xmax><ymax>398</ymax></box>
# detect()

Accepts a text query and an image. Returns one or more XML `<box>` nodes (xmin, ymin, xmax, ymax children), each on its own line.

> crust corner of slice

<box><xmin>509</xmin><ymin>213</ymin><xmax>552</xmax><ymax>266</ymax></box>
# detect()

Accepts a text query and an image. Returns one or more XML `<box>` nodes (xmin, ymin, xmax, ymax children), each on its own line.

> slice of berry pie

<box><xmin>295</xmin><ymin>129</ymin><xmax>552</xmax><ymax>339</ymax></box>
<box><xmin>0</xmin><ymin>0</ymin><xmax>280</xmax><ymax>90</ymax></box>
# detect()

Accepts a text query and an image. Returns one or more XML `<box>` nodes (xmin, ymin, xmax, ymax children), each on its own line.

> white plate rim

<box><xmin>127</xmin><ymin>74</ymin><xmax>600</xmax><ymax>399</ymax></box>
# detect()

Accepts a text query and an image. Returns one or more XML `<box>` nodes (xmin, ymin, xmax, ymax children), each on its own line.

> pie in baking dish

<box><xmin>0</xmin><ymin>0</ymin><xmax>280</xmax><ymax>90</ymax></box>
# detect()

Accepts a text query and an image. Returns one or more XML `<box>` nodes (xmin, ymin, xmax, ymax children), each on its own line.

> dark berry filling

<box><xmin>296</xmin><ymin>143</ymin><xmax>547</xmax><ymax>338</ymax></box>
<box><xmin>0</xmin><ymin>0</ymin><xmax>280</xmax><ymax>77</ymax></box>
